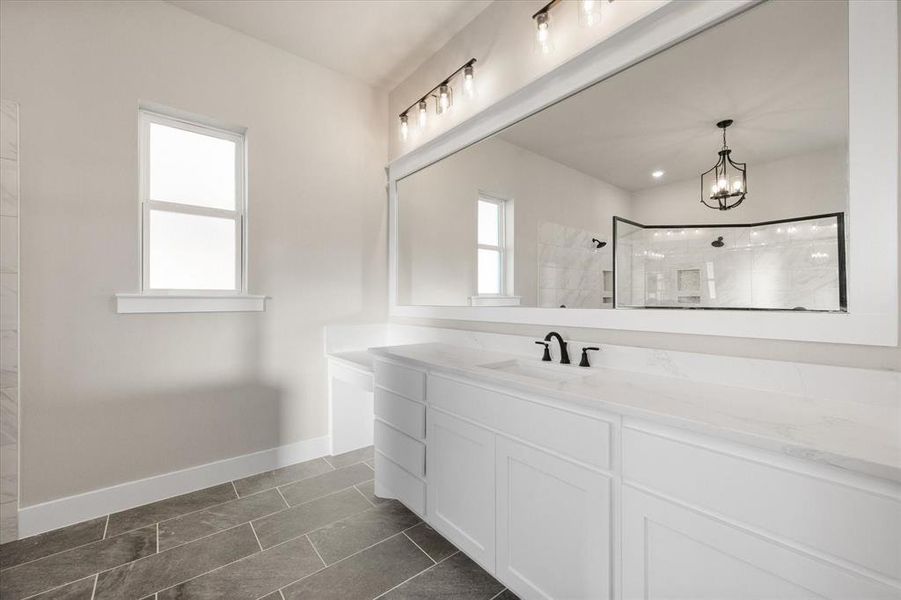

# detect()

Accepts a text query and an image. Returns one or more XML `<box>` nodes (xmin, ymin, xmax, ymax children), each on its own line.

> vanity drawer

<box><xmin>429</xmin><ymin>374</ymin><xmax>612</xmax><ymax>471</ymax></box>
<box><xmin>374</xmin><ymin>388</ymin><xmax>426</xmax><ymax>440</ymax></box>
<box><xmin>374</xmin><ymin>360</ymin><xmax>426</xmax><ymax>402</ymax></box>
<box><xmin>623</xmin><ymin>425</ymin><xmax>901</xmax><ymax>581</ymax></box>
<box><xmin>374</xmin><ymin>420</ymin><xmax>425</xmax><ymax>478</ymax></box>
<box><xmin>375</xmin><ymin>451</ymin><xmax>426</xmax><ymax>516</ymax></box>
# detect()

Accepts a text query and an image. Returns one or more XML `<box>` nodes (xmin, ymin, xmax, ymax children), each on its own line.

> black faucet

<box><xmin>544</xmin><ymin>331</ymin><xmax>570</xmax><ymax>364</ymax></box>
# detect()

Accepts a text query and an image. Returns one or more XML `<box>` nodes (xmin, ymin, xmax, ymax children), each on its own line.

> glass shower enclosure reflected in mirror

<box><xmin>613</xmin><ymin>214</ymin><xmax>846</xmax><ymax>311</ymax></box>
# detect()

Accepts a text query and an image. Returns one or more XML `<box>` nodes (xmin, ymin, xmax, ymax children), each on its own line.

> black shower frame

<box><xmin>611</xmin><ymin>212</ymin><xmax>847</xmax><ymax>312</ymax></box>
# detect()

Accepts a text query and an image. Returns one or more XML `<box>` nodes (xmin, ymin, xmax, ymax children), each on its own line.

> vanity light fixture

<box><xmin>701</xmin><ymin>119</ymin><xmax>747</xmax><ymax>211</ymax></box>
<box><xmin>398</xmin><ymin>58</ymin><xmax>476</xmax><ymax>137</ymax></box>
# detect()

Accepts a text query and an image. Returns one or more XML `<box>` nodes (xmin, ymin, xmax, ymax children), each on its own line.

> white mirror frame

<box><xmin>388</xmin><ymin>0</ymin><xmax>898</xmax><ymax>347</ymax></box>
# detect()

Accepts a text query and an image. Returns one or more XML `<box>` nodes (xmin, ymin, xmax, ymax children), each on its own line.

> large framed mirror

<box><xmin>388</xmin><ymin>0</ymin><xmax>897</xmax><ymax>346</ymax></box>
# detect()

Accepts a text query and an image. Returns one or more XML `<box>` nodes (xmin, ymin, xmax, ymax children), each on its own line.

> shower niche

<box><xmin>613</xmin><ymin>214</ymin><xmax>846</xmax><ymax>312</ymax></box>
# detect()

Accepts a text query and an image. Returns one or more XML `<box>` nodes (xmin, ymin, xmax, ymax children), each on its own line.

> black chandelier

<box><xmin>700</xmin><ymin>119</ymin><xmax>747</xmax><ymax>211</ymax></box>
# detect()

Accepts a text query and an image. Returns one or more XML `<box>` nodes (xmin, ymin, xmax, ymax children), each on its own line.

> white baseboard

<box><xmin>17</xmin><ymin>435</ymin><xmax>331</xmax><ymax>539</ymax></box>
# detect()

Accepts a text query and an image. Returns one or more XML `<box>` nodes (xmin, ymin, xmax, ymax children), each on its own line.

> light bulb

<box><xmin>717</xmin><ymin>178</ymin><xmax>728</xmax><ymax>191</ymax></box>
<box><xmin>399</xmin><ymin>114</ymin><xmax>409</xmax><ymax>140</ymax></box>
<box><xmin>418</xmin><ymin>100</ymin><xmax>428</xmax><ymax>128</ymax></box>
<box><xmin>579</xmin><ymin>0</ymin><xmax>601</xmax><ymax>27</ymax></box>
<box><xmin>436</xmin><ymin>83</ymin><xmax>452</xmax><ymax>114</ymax></box>
<box><xmin>710</xmin><ymin>183</ymin><xmax>719</xmax><ymax>196</ymax></box>
<box><xmin>463</xmin><ymin>64</ymin><xmax>475</xmax><ymax>98</ymax></box>
<box><xmin>535</xmin><ymin>12</ymin><xmax>552</xmax><ymax>54</ymax></box>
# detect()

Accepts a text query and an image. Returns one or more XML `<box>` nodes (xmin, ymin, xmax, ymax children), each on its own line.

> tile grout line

<box><xmin>143</xmin><ymin>499</ymin><xmax>386</xmax><ymax>596</ymax></box>
<box><xmin>278</xmin><ymin>531</ymin><xmax>418</xmax><ymax>596</ymax></box>
<box><xmin>352</xmin><ymin>483</ymin><xmax>377</xmax><ymax>508</ymax></box>
<box><xmin>305</xmin><ymin>533</ymin><xmax>327</xmax><ymax>567</ymax></box>
<box><xmin>274</xmin><ymin>485</ymin><xmax>290</xmax><ymax>508</ymax></box>
<box><xmin>249</xmin><ymin>520</ymin><xmax>264</xmax><ymax>552</ymax></box>
<box><xmin>488</xmin><ymin>589</ymin><xmax>509</xmax><ymax>600</ymax></box>
<box><xmin>372</xmin><ymin>550</ymin><xmax>462</xmax><ymax>600</ymax></box>
<box><xmin>102</xmin><ymin>514</ymin><xmax>109</xmax><ymax>540</ymax></box>
<box><xmin>156</xmin><ymin>522</ymin><xmax>159</xmax><ymax>553</ymax></box>
<box><xmin>90</xmin><ymin>573</ymin><xmax>98</xmax><ymax>600</ymax></box>
<box><xmin>401</xmin><ymin>530</ymin><xmax>436</xmax><ymax>565</ymax></box>
<box><xmin>278</xmin><ymin>590</ymin><xmax>285</xmax><ymax>600</ymax></box>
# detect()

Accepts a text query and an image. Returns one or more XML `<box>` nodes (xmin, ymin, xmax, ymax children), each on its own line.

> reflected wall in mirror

<box><xmin>396</xmin><ymin>0</ymin><xmax>849</xmax><ymax>311</ymax></box>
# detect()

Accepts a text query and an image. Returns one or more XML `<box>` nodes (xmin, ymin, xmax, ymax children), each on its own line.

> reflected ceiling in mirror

<box><xmin>396</xmin><ymin>0</ymin><xmax>848</xmax><ymax>311</ymax></box>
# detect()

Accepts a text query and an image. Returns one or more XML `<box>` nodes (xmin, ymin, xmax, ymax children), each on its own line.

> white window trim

<box><xmin>116</xmin><ymin>108</ymin><xmax>266</xmax><ymax>313</ymax></box>
<box><xmin>476</xmin><ymin>193</ymin><xmax>508</xmax><ymax>297</ymax></box>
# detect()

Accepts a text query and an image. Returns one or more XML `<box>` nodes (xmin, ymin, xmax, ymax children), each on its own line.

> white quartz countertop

<box><xmin>369</xmin><ymin>343</ymin><xmax>901</xmax><ymax>484</ymax></box>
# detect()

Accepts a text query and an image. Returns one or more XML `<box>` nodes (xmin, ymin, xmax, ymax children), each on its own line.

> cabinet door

<box><xmin>622</xmin><ymin>485</ymin><xmax>899</xmax><ymax>600</ymax></box>
<box><xmin>496</xmin><ymin>436</ymin><xmax>612</xmax><ymax>600</ymax></box>
<box><xmin>427</xmin><ymin>409</ymin><xmax>496</xmax><ymax>569</ymax></box>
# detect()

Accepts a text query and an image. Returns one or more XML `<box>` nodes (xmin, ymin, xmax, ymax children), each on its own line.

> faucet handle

<box><xmin>579</xmin><ymin>346</ymin><xmax>600</xmax><ymax>367</ymax></box>
<box><xmin>535</xmin><ymin>341</ymin><xmax>552</xmax><ymax>362</ymax></box>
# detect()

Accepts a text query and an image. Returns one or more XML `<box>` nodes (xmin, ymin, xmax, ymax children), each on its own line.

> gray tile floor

<box><xmin>0</xmin><ymin>447</ymin><xmax>517</xmax><ymax>600</ymax></box>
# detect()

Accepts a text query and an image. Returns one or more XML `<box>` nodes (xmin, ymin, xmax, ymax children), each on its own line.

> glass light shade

<box><xmin>436</xmin><ymin>84</ymin><xmax>453</xmax><ymax>114</ymax></box>
<box><xmin>463</xmin><ymin>64</ymin><xmax>475</xmax><ymax>98</ymax></box>
<box><xmin>579</xmin><ymin>0</ymin><xmax>602</xmax><ymax>27</ymax></box>
<box><xmin>534</xmin><ymin>13</ymin><xmax>553</xmax><ymax>54</ymax></box>
<box><xmin>418</xmin><ymin>100</ymin><xmax>428</xmax><ymax>128</ymax></box>
<box><xmin>399</xmin><ymin>114</ymin><xmax>409</xmax><ymax>140</ymax></box>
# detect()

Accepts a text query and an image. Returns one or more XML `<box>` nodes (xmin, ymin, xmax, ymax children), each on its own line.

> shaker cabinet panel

<box><xmin>426</xmin><ymin>409</ymin><xmax>496</xmax><ymax>569</ymax></box>
<box><xmin>496</xmin><ymin>436</ymin><xmax>612</xmax><ymax>600</ymax></box>
<box><xmin>622</xmin><ymin>485</ymin><xmax>900</xmax><ymax>600</ymax></box>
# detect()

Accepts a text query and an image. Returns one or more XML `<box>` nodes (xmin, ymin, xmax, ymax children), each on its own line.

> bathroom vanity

<box><xmin>370</xmin><ymin>343</ymin><xmax>900</xmax><ymax>600</ymax></box>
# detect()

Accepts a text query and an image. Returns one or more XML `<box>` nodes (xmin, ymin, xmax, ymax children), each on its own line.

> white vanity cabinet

<box><xmin>372</xmin><ymin>354</ymin><xmax>901</xmax><ymax>600</ymax></box>
<box><xmin>621</xmin><ymin>424</ymin><xmax>901</xmax><ymax>600</ymax></box>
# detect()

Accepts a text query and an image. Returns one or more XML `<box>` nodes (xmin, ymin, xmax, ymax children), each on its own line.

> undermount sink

<box><xmin>479</xmin><ymin>359</ymin><xmax>589</xmax><ymax>384</ymax></box>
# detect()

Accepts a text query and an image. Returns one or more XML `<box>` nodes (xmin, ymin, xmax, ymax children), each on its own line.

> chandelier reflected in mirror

<box><xmin>700</xmin><ymin>119</ymin><xmax>747</xmax><ymax>211</ymax></box>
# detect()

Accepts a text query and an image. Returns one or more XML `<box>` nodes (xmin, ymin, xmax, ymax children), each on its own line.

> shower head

<box><xmin>591</xmin><ymin>238</ymin><xmax>607</xmax><ymax>249</ymax></box>
<box><xmin>711</xmin><ymin>236</ymin><xmax>725</xmax><ymax>248</ymax></box>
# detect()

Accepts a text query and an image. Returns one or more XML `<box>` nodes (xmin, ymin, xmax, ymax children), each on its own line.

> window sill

<box><xmin>469</xmin><ymin>295</ymin><xmax>521</xmax><ymax>307</ymax></box>
<box><xmin>115</xmin><ymin>293</ymin><xmax>267</xmax><ymax>314</ymax></box>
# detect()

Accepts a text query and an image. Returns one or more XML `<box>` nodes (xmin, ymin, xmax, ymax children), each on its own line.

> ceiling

<box><xmin>167</xmin><ymin>0</ymin><xmax>492</xmax><ymax>89</ymax></box>
<box><xmin>498</xmin><ymin>0</ymin><xmax>849</xmax><ymax>193</ymax></box>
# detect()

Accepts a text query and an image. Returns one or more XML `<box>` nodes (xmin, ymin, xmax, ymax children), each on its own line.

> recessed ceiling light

<box><xmin>652</xmin><ymin>170</ymin><xmax>665</xmax><ymax>178</ymax></box>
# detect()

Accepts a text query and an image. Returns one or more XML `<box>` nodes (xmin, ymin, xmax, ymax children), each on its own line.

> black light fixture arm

<box><xmin>399</xmin><ymin>58</ymin><xmax>477</xmax><ymax>118</ymax></box>
<box><xmin>532</xmin><ymin>0</ymin><xmax>562</xmax><ymax>20</ymax></box>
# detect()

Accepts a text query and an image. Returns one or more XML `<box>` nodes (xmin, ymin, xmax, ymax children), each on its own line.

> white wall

<box><xmin>397</xmin><ymin>136</ymin><xmax>630</xmax><ymax>306</ymax></box>
<box><xmin>0</xmin><ymin>0</ymin><xmax>387</xmax><ymax>506</ymax></box>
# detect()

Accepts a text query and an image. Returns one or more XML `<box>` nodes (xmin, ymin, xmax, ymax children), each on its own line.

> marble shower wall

<box><xmin>616</xmin><ymin>215</ymin><xmax>843</xmax><ymax>310</ymax></box>
<box><xmin>538</xmin><ymin>222</ymin><xmax>613</xmax><ymax>309</ymax></box>
<box><xmin>0</xmin><ymin>98</ymin><xmax>19</xmax><ymax>542</ymax></box>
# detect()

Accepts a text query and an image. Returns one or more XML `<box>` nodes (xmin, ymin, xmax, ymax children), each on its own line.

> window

<box><xmin>140</xmin><ymin>110</ymin><xmax>245</xmax><ymax>293</ymax></box>
<box><xmin>477</xmin><ymin>196</ymin><xmax>506</xmax><ymax>295</ymax></box>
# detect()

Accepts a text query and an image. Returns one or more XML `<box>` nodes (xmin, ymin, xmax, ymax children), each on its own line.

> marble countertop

<box><xmin>369</xmin><ymin>343</ymin><xmax>901</xmax><ymax>484</ymax></box>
